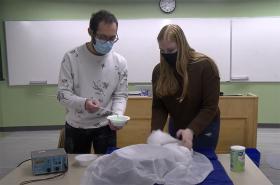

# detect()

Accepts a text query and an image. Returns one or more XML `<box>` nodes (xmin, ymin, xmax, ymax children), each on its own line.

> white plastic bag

<box><xmin>81</xmin><ymin>130</ymin><xmax>213</xmax><ymax>185</ymax></box>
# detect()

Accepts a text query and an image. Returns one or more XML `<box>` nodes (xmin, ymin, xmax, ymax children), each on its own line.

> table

<box><xmin>218</xmin><ymin>154</ymin><xmax>272</xmax><ymax>185</ymax></box>
<box><xmin>0</xmin><ymin>154</ymin><xmax>272</xmax><ymax>185</ymax></box>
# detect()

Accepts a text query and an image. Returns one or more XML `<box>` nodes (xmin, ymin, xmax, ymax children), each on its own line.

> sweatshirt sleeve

<box><xmin>111</xmin><ymin>59</ymin><xmax>128</xmax><ymax>115</ymax></box>
<box><xmin>151</xmin><ymin>65</ymin><xmax>168</xmax><ymax>131</ymax></box>
<box><xmin>187</xmin><ymin>61</ymin><xmax>220</xmax><ymax>136</ymax></box>
<box><xmin>57</xmin><ymin>54</ymin><xmax>87</xmax><ymax>112</ymax></box>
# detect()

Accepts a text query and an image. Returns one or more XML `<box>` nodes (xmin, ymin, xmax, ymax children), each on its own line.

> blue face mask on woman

<box><xmin>93</xmin><ymin>38</ymin><xmax>113</xmax><ymax>55</ymax></box>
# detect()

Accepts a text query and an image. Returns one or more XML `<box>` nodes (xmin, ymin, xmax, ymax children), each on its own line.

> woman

<box><xmin>151</xmin><ymin>24</ymin><xmax>220</xmax><ymax>151</ymax></box>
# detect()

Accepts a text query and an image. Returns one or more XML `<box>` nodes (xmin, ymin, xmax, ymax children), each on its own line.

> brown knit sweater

<box><xmin>151</xmin><ymin>59</ymin><xmax>220</xmax><ymax>136</ymax></box>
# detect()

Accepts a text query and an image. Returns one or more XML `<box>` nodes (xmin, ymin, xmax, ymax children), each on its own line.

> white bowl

<box><xmin>107</xmin><ymin>115</ymin><xmax>130</xmax><ymax>127</ymax></box>
<box><xmin>75</xmin><ymin>154</ymin><xmax>98</xmax><ymax>167</ymax></box>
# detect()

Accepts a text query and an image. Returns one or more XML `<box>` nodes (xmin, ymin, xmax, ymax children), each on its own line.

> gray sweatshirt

<box><xmin>57</xmin><ymin>44</ymin><xmax>128</xmax><ymax>129</ymax></box>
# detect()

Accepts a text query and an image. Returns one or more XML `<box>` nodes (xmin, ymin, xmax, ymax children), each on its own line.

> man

<box><xmin>57</xmin><ymin>10</ymin><xmax>128</xmax><ymax>154</ymax></box>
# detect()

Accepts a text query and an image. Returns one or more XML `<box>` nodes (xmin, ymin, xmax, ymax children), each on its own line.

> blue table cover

<box><xmin>196</xmin><ymin>148</ymin><xmax>234</xmax><ymax>185</ymax></box>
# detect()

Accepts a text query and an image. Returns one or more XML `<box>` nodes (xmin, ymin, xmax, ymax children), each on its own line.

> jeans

<box><xmin>64</xmin><ymin>122</ymin><xmax>116</xmax><ymax>154</ymax></box>
<box><xmin>168</xmin><ymin>117</ymin><xmax>220</xmax><ymax>151</ymax></box>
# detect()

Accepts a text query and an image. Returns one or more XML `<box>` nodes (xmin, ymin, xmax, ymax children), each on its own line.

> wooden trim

<box><xmin>258</xmin><ymin>123</ymin><xmax>280</xmax><ymax>128</ymax></box>
<box><xmin>0</xmin><ymin>125</ymin><xmax>63</xmax><ymax>132</ymax></box>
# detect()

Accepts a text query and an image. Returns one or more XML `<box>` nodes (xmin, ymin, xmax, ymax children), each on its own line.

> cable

<box><xmin>17</xmin><ymin>159</ymin><xmax>66</xmax><ymax>184</ymax></box>
<box><xmin>19</xmin><ymin>172</ymin><xmax>66</xmax><ymax>185</ymax></box>
<box><xmin>17</xmin><ymin>159</ymin><xmax>31</xmax><ymax>167</ymax></box>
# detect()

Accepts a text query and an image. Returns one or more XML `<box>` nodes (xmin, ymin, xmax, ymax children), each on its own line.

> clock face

<box><xmin>159</xmin><ymin>0</ymin><xmax>176</xmax><ymax>13</ymax></box>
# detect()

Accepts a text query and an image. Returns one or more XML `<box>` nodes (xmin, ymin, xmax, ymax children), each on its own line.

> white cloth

<box><xmin>81</xmin><ymin>130</ymin><xmax>213</xmax><ymax>185</ymax></box>
<box><xmin>57</xmin><ymin>44</ymin><xmax>128</xmax><ymax>128</ymax></box>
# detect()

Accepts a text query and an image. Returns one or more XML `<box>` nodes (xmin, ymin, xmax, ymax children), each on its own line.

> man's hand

<box><xmin>85</xmin><ymin>99</ymin><xmax>100</xmax><ymax>113</ymax></box>
<box><xmin>176</xmin><ymin>128</ymin><xmax>194</xmax><ymax>150</ymax></box>
<box><xmin>108</xmin><ymin>118</ymin><xmax>129</xmax><ymax>131</ymax></box>
<box><xmin>108</xmin><ymin>120</ymin><xmax>123</xmax><ymax>131</ymax></box>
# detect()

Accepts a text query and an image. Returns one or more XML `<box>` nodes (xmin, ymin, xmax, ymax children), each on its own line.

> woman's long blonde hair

<box><xmin>156</xmin><ymin>24</ymin><xmax>217</xmax><ymax>102</ymax></box>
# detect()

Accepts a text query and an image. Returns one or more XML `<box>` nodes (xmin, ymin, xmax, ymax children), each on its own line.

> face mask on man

<box><xmin>161</xmin><ymin>52</ymin><xmax>177</xmax><ymax>68</ymax></box>
<box><xmin>92</xmin><ymin>38</ymin><xmax>113</xmax><ymax>55</ymax></box>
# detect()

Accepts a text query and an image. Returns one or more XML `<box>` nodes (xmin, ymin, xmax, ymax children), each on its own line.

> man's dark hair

<box><xmin>89</xmin><ymin>10</ymin><xmax>118</xmax><ymax>34</ymax></box>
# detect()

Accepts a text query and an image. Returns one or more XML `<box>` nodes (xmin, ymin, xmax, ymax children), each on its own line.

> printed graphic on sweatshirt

<box><xmin>69</xmin><ymin>49</ymin><xmax>78</xmax><ymax>57</ymax></box>
<box><xmin>92</xmin><ymin>80</ymin><xmax>109</xmax><ymax>97</ymax></box>
<box><xmin>57</xmin><ymin>91</ymin><xmax>68</xmax><ymax>102</ymax></box>
<box><xmin>115</xmin><ymin>65</ymin><xmax>128</xmax><ymax>83</ymax></box>
<box><xmin>61</xmin><ymin>79</ymin><xmax>70</xmax><ymax>88</ymax></box>
<box><xmin>122</xmin><ymin>69</ymin><xmax>128</xmax><ymax>82</ymax></box>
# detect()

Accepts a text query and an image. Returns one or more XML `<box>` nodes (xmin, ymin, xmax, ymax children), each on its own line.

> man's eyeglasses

<box><xmin>95</xmin><ymin>33</ymin><xmax>119</xmax><ymax>44</ymax></box>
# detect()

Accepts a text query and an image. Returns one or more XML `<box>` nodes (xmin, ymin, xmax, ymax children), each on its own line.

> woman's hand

<box><xmin>176</xmin><ymin>128</ymin><xmax>194</xmax><ymax>150</ymax></box>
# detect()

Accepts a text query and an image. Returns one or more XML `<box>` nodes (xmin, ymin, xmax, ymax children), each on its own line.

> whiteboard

<box><xmin>5</xmin><ymin>19</ymin><xmax>230</xmax><ymax>85</ymax></box>
<box><xmin>5</xmin><ymin>21</ymin><xmax>89</xmax><ymax>85</ymax></box>
<box><xmin>231</xmin><ymin>18</ymin><xmax>280</xmax><ymax>82</ymax></box>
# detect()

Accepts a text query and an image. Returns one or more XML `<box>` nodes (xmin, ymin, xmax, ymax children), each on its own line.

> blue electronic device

<box><xmin>31</xmin><ymin>148</ymin><xmax>68</xmax><ymax>175</ymax></box>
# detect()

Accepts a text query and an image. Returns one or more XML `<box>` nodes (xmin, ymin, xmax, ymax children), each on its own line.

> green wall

<box><xmin>1</xmin><ymin>0</ymin><xmax>280</xmax><ymax>127</ymax></box>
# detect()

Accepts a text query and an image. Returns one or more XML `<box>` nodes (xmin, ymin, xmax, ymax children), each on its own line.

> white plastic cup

<box><xmin>230</xmin><ymin>145</ymin><xmax>245</xmax><ymax>172</ymax></box>
<box><xmin>75</xmin><ymin>154</ymin><xmax>98</xmax><ymax>167</ymax></box>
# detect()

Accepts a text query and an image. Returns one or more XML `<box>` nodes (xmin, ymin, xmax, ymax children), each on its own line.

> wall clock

<box><xmin>159</xmin><ymin>0</ymin><xmax>176</xmax><ymax>13</ymax></box>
